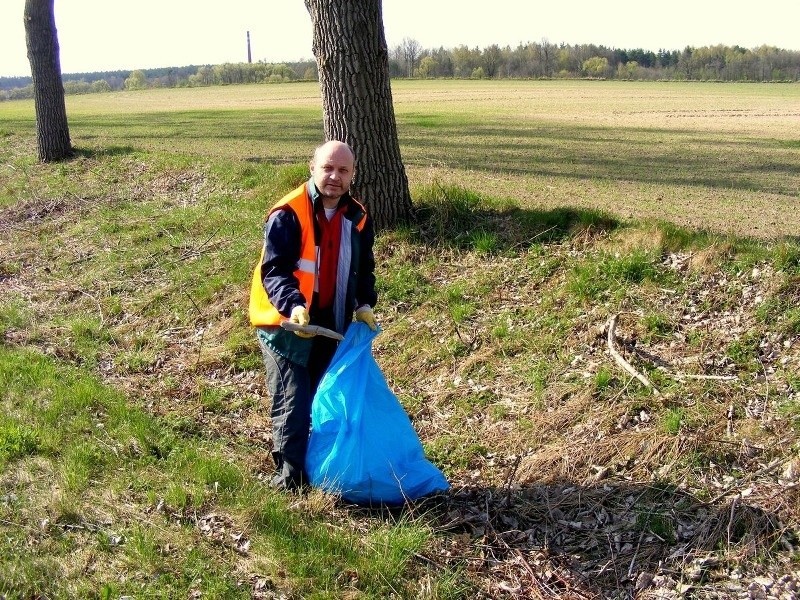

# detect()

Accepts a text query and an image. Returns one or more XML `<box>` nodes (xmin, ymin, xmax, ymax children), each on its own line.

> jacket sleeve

<box><xmin>261</xmin><ymin>208</ymin><xmax>307</xmax><ymax>317</ymax></box>
<box><xmin>356</xmin><ymin>213</ymin><xmax>378</xmax><ymax>309</ymax></box>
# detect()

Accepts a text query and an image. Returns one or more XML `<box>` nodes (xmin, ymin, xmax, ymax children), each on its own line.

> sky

<box><xmin>1</xmin><ymin>0</ymin><xmax>799</xmax><ymax>78</ymax></box>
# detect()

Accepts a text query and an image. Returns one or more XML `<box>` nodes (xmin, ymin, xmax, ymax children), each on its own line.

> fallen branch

<box><xmin>674</xmin><ymin>373</ymin><xmax>739</xmax><ymax>382</ymax></box>
<box><xmin>606</xmin><ymin>314</ymin><xmax>660</xmax><ymax>396</ymax></box>
<box><xmin>727</xmin><ymin>403</ymin><xmax>735</xmax><ymax>437</ymax></box>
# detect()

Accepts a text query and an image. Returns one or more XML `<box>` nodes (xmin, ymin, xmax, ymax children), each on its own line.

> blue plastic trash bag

<box><xmin>305</xmin><ymin>322</ymin><xmax>450</xmax><ymax>505</ymax></box>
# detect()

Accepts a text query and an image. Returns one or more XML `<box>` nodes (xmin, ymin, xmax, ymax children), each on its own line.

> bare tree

<box><xmin>482</xmin><ymin>44</ymin><xmax>503</xmax><ymax>78</ymax></box>
<box><xmin>400</xmin><ymin>37</ymin><xmax>422</xmax><ymax>78</ymax></box>
<box><xmin>24</xmin><ymin>0</ymin><xmax>72</xmax><ymax>162</ymax></box>
<box><xmin>540</xmin><ymin>38</ymin><xmax>555</xmax><ymax>78</ymax></box>
<box><xmin>304</xmin><ymin>0</ymin><xmax>412</xmax><ymax>230</ymax></box>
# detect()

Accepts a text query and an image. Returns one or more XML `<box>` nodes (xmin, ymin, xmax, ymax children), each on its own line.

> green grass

<box><xmin>567</xmin><ymin>248</ymin><xmax>662</xmax><ymax>302</ymax></box>
<box><xmin>594</xmin><ymin>366</ymin><xmax>615</xmax><ymax>392</ymax></box>
<box><xmin>0</xmin><ymin>345</ymin><xmax>442</xmax><ymax>598</ymax></box>
<box><xmin>662</xmin><ymin>407</ymin><xmax>685</xmax><ymax>435</ymax></box>
<box><xmin>0</xmin><ymin>418</ymin><xmax>39</xmax><ymax>465</ymax></box>
<box><xmin>2</xmin><ymin>80</ymin><xmax>800</xmax><ymax>597</ymax></box>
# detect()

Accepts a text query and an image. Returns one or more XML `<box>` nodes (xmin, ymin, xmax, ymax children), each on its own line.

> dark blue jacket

<box><xmin>260</xmin><ymin>179</ymin><xmax>377</xmax><ymax>334</ymax></box>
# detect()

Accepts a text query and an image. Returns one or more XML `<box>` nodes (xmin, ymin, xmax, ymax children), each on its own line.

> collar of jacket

<box><xmin>307</xmin><ymin>179</ymin><xmax>352</xmax><ymax>213</ymax></box>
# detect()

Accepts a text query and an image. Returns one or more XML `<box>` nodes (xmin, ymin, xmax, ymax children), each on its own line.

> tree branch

<box><xmin>607</xmin><ymin>314</ymin><xmax>660</xmax><ymax>396</ymax></box>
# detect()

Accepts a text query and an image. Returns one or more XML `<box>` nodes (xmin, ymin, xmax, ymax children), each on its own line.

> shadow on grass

<box><xmin>60</xmin><ymin>109</ymin><xmax>800</xmax><ymax>198</ymax></box>
<box><xmin>398</xmin><ymin>119</ymin><xmax>800</xmax><ymax>198</ymax></box>
<box><xmin>73</xmin><ymin>145</ymin><xmax>138</xmax><ymax>158</ymax></box>
<box><xmin>408</xmin><ymin>182</ymin><xmax>621</xmax><ymax>252</ymax></box>
<box><xmin>351</xmin><ymin>480</ymin><xmax>792</xmax><ymax>597</ymax></box>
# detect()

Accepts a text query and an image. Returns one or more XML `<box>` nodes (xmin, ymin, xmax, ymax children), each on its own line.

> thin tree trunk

<box><xmin>305</xmin><ymin>0</ymin><xmax>412</xmax><ymax>231</ymax></box>
<box><xmin>24</xmin><ymin>0</ymin><xmax>73</xmax><ymax>162</ymax></box>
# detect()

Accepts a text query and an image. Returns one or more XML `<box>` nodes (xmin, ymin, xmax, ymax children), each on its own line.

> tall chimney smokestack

<box><xmin>247</xmin><ymin>31</ymin><xmax>252</xmax><ymax>63</ymax></box>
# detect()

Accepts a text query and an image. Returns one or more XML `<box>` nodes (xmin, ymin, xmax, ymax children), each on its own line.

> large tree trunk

<box><xmin>24</xmin><ymin>0</ymin><xmax>73</xmax><ymax>162</ymax></box>
<box><xmin>304</xmin><ymin>0</ymin><xmax>412</xmax><ymax>231</ymax></box>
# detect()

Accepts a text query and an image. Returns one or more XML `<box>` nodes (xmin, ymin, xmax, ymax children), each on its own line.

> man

<box><xmin>249</xmin><ymin>140</ymin><xmax>378</xmax><ymax>490</ymax></box>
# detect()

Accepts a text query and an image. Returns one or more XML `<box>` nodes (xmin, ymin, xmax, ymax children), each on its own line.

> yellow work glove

<box><xmin>289</xmin><ymin>305</ymin><xmax>314</xmax><ymax>338</ymax></box>
<box><xmin>355</xmin><ymin>306</ymin><xmax>378</xmax><ymax>331</ymax></box>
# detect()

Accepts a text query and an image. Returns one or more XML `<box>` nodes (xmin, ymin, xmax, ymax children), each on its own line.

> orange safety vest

<box><xmin>249</xmin><ymin>184</ymin><xmax>317</xmax><ymax>327</ymax></box>
<box><xmin>248</xmin><ymin>183</ymin><xmax>368</xmax><ymax>328</ymax></box>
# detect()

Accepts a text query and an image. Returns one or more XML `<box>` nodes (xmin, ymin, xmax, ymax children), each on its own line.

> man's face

<box><xmin>311</xmin><ymin>143</ymin><xmax>354</xmax><ymax>204</ymax></box>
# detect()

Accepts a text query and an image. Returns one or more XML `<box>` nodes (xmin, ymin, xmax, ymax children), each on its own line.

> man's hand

<box><xmin>290</xmin><ymin>306</ymin><xmax>314</xmax><ymax>338</ymax></box>
<box><xmin>355</xmin><ymin>306</ymin><xmax>378</xmax><ymax>331</ymax></box>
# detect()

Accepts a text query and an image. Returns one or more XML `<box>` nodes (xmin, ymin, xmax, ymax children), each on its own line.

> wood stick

<box><xmin>675</xmin><ymin>374</ymin><xmax>739</xmax><ymax>381</ymax></box>
<box><xmin>607</xmin><ymin>314</ymin><xmax>660</xmax><ymax>396</ymax></box>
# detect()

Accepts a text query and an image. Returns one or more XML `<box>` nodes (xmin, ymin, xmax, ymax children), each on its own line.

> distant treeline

<box><xmin>2</xmin><ymin>41</ymin><xmax>799</xmax><ymax>100</ymax></box>
<box><xmin>0</xmin><ymin>62</ymin><xmax>316</xmax><ymax>99</ymax></box>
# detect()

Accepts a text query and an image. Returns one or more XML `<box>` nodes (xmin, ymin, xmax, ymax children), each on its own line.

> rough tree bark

<box><xmin>304</xmin><ymin>0</ymin><xmax>412</xmax><ymax>231</ymax></box>
<box><xmin>24</xmin><ymin>0</ymin><xmax>73</xmax><ymax>162</ymax></box>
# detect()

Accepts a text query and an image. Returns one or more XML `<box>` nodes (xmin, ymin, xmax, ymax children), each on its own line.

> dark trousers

<box><xmin>257</xmin><ymin>333</ymin><xmax>338</xmax><ymax>490</ymax></box>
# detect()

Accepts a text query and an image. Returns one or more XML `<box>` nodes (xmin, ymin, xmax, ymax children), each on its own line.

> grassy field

<box><xmin>1</xmin><ymin>80</ymin><xmax>800</xmax><ymax>598</ymax></box>
<box><xmin>2</xmin><ymin>80</ymin><xmax>799</xmax><ymax>236</ymax></box>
